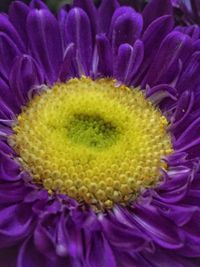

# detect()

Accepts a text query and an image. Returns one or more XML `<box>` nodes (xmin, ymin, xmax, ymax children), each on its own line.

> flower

<box><xmin>1</xmin><ymin>0</ymin><xmax>200</xmax><ymax>266</ymax></box>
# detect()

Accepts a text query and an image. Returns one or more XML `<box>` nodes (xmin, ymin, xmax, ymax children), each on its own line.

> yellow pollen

<box><xmin>10</xmin><ymin>77</ymin><xmax>173</xmax><ymax>210</ymax></box>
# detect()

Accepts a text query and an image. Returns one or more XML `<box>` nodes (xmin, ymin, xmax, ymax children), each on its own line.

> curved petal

<box><xmin>110</xmin><ymin>7</ymin><xmax>143</xmax><ymax>54</ymax></box>
<box><xmin>0</xmin><ymin>150</ymin><xmax>22</xmax><ymax>182</ymax></box>
<box><xmin>86</xmin><ymin>232</ymin><xmax>117</xmax><ymax>267</ymax></box>
<box><xmin>142</xmin><ymin>0</ymin><xmax>172</xmax><ymax>30</ymax></box>
<box><xmin>27</xmin><ymin>9</ymin><xmax>63</xmax><ymax>84</ymax></box>
<box><xmin>98</xmin><ymin>0</ymin><xmax>119</xmax><ymax>34</ymax></box>
<box><xmin>59</xmin><ymin>43</ymin><xmax>77</xmax><ymax>82</ymax></box>
<box><xmin>9</xmin><ymin>55</ymin><xmax>44</xmax><ymax>106</ymax></box>
<box><xmin>66</xmin><ymin>8</ymin><xmax>93</xmax><ymax>76</ymax></box>
<box><xmin>96</xmin><ymin>33</ymin><xmax>113</xmax><ymax>77</ymax></box>
<box><xmin>134</xmin><ymin>15</ymin><xmax>174</xmax><ymax>85</ymax></box>
<box><xmin>9</xmin><ymin>1</ymin><xmax>30</xmax><ymax>47</ymax></box>
<box><xmin>0</xmin><ymin>203</ymin><xmax>35</xmax><ymax>248</ymax></box>
<box><xmin>130</xmin><ymin>205</ymin><xmax>184</xmax><ymax>249</ymax></box>
<box><xmin>0</xmin><ymin>33</ymin><xmax>21</xmax><ymax>79</ymax></box>
<box><xmin>73</xmin><ymin>0</ymin><xmax>97</xmax><ymax>37</ymax></box>
<box><xmin>0</xmin><ymin>14</ymin><xmax>25</xmax><ymax>52</ymax></box>
<box><xmin>177</xmin><ymin>51</ymin><xmax>200</xmax><ymax>93</ymax></box>
<box><xmin>114</xmin><ymin>40</ymin><xmax>144</xmax><ymax>85</ymax></box>
<box><xmin>144</xmin><ymin>31</ymin><xmax>192</xmax><ymax>87</ymax></box>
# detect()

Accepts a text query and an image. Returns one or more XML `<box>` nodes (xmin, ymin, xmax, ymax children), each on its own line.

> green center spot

<box><xmin>67</xmin><ymin>114</ymin><xmax>119</xmax><ymax>149</ymax></box>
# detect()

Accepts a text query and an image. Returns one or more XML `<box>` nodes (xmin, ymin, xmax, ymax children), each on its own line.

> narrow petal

<box><xmin>101</xmin><ymin>216</ymin><xmax>149</xmax><ymax>251</ymax></box>
<box><xmin>96</xmin><ymin>34</ymin><xmax>113</xmax><ymax>77</ymax></box>
<box><xmin>58</xmin><ymin>6</ymin><xmax>68</xmax><ymax>48</ymax></box>
<box><xmin>17</xmin><ymin>238</ymin><xmax>49</xmax><ymax>267</ymax></box>
<box><xmin>9</xmin><ymin>55</ymin><xmax>44</xmax><ymax>106</ymax></box>
<box><xmin>98</xmin><ymin>0</ymin><xmax>119</xmax><ymax>34</ymax></box>
<box><xmin>27</xmin><ymin>9</ymin><xmax>63</xmax><ymax>84</ymax></box>
<box><xmin>146</xmin><ymin>84</ymin><xmax>177</xmax><ymax>105</ymax></box>
<box><xmin>9</xmin><ymin>1</ymin><xmax>30</xmax><ymax>47</ymax></box>
<box><xmin>144</xmin><ymin>31</ymin><xmax>192</xmax><ymax>87</ymax></box>
<box><xmin>131</xmin><ymin>205</ymin><xmax>184</xmax><ymax>249</ymax></box>
<box><xmin>133</xmin><ymin>15</ymin><xmax>174</xmax><ymax>85</ymax></box>
<box><xmin>0</xmin><ymin>33</ymin><xmax>21</xmax><ymax>79</ymax></box>
<box><xmin>66</xmin><ymin>8</ymin><xmax>93</xmax><ymax>76</ymax></box>
<box><xmin>175</xmin><ymin>116</ymin><xmax>200</xmax><ymax>152</ymax></box>
<box><xmin>0</xmin><ymin>100</ymin><xmax>15</xmax><ymax>120</ymax></box>
<box><xmin>110</xmin><ymin>7</ymin><xmax>143</xmax><ymax>54</ymax></box>
<box><xmin>0</xmin><ymin>77</ymin><xmax>19</xmax><ymax>112</ymax></box>
<box><xmin>0</xmin><ymin>14</ymin><xmax>25</xmax><ymax>52</ymax></box>
<box><xmin>0</xmin><ymin>204</ymin><xmax>34</xmax><ymax>248</ymax></box>
<box><xmin>86</xmin><ymin>232</ymin><xmax>117</xmax><ymax>267</ymax></box>
<box><xmin>59</xmin><ymin>43</ymin><xmax>77</xmax><ymax>82</ymax></box>
<box><xmin>114</xmin><ymin>40</ymin><xmax>144</xmax><ymax>84</ymax></box>
<box><xmin>177</xmin><ymin>51</ymin><xmax>200</xmax><ymax>93</ymax></box>
<box><xmin>73</xmin><ymin>0</ymin><xmax>97</xmax><ymax>37</ymax></box>
<box><xmin>142</xmin><ymin>0</ymin><xmax>172</xmax><ymax>30</ymax></box>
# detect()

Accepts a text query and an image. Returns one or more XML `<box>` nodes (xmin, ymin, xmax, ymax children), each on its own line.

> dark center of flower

<box><xmin>9</xmin><ymin>77</ymin><xmax>173</xmax><ymax>210</ymax></box>
<box><xmin>67</xmin><ymin>114</ymin><xmax>119</xmax><ymax>149</ymax></box>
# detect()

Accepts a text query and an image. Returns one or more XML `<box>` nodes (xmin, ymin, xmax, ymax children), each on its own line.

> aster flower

<box><xmin>1</xmin><ymin>0</ymin><xmax>200</xmax><ymax>266</ymax></box>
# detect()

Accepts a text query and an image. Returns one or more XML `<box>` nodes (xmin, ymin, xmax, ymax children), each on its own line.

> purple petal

<box><xmin>0</xmin><ymin>33</ymin><xmax>21</xmax><ymax>79</ymax></box>
<box><xmin>176</xmin><ymin>25</ymin><xmax>200</xmax><ymax>40</ymax></box>
<box><xmin>146</xmin><ymin>84</ymin><xmax>177</xmax><ymax>105</ymax></box>
<box><xmin>134</xmin><ymin>15</ymin><xmax>174</xmax><ymax>85</ymax></box>
<box><xmin>29</xmin><ymin>0</ymin><xmax>48</xmax><ymax>9</ymax></box>
<box><xmin>17</xmin><ymin>238</ymin><xmax>49</xmax><ymax>267</ymax></box>
<box><xmin>155</xmin><ymin>166</ymin><xmax>192</xmax><ymax>203</ymax></box>
<box><xmin>154</xmin><ymin>201</ymin><xmax>198</xmax><ymax>227</ymax></box>
<box><xmin>9</xmin><ymin>1</ymin><xmax>30</xmax><ymax>47</ymax></box>
<box><xmin>100</xmin><ymin>215</ymin><xmax>149</xmax><ymax>251</ymax></box>
<box><xmin>33</xmin><ymin>223</ymin><xmax>56</xmax><ymax>258</ymax></box>
<box><xmin>131</xmin><ymin>205</ymin><xmax>184</xmax><ymax>249</ymax></box>
<box><xmin>96</xmin><ymin>34</ymin><xmax>113</xmax><ymax>77</ymax></box>
<box><xmin>175</xmin><ymin>116</ymin><xmax>200</xmax><ymax>152</ymax></box>
<box><xmin>144</xmin><ymin>31</ymin><xmax>192</xmax><ymax>87</ymax></box>
<box><xmin>59</xmin><ymin>43</ymin><xmax>77</xmax><ymax>82</ymax></box>
<box><xmin>58</xmin><ymin>6</ymin><xmax>68</xmax><ymax>48</ymax></box>
<box><xmin>0</xmin><ymin>100</ymin><xmax>15</xmax><ymax>120</ymax></box>
<box><xmin>142</xmin><ymin>246</ymin><xmax>199</xmax><ymax>267</ymax></box>
<box><xmin>110</xmin><ymin>7</ymin><xmax>143</xmax><ymax>54</ymax></box>
<box><xmin>98</xmin><ymin>0</ymin><xmax>119</xmax><ymax>34</ymax></box>
<box><xmin>114</xmin><ymin>40</ymin><xmax>144</xmax><ymax>85</ymax></box>
<box><xmin>9</xmin><ymin>55</ymin><xmax>44</xmax><ymax>106</ymax></box>
<box><xmin>177</xmin><ymin>51</ymin><xmax>200</xmax><ymax>93</ymax></box>
<box><xmin>0</xmin><ymin>181</ymin><xmax>30</xmax><ymax>204</ymax></box>
<box><xmin>0</xmin><ymin>77</ymin><xmax>19</xmax><ymax>112</ymax></box>
<box><xmin>0</xmin><ymin>14</ymin><xmax>25</xmax><ymax>52</ymax></box>
<box><xmin>27</xmin><ymin>9</ymin><xmax>63</xmax><ymax>84</ymax></box>
<box><xmin>142</xmin><ymin>0</ymin><xmax>172</xmax><ymax>30</ymax></box>
<box><xmin>86</xmin><ymin>232</ymin><xmax>117</xmax><ymax>267</ymax></box>
<box><xmin>0</xmin><ymin>203</ymin><xmax>34</xmax><ymax>248</ymax></box>
<box><xmin>73</xmin><ymin>0</ymin><xmax>97</xmax><ymax>37</ymax></box>
<box><xmin>66</xmin><ymin>8</ymin><xmax>93</xmax><ymax>76</ymax></box>
<box><xmin>56</xmin><ymin>215</ymin><xmax>83</xmax><ymax>258</ymax></box>
<box><xmin>171</xmin><ymin>90</ymin><xmax>194</xmax><ymax>134</ymax></box>
<box><xmin>0</xmin><ymin>149</ymin><xmax>22</xmax><ymax>182</ymax></box>
<box><xmin>115</xmin><ymin>251</ymin><xmax>152</xmax><ymax>267</ymax></box>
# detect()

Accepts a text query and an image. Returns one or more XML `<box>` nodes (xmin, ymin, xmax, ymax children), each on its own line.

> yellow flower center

<box><xmin>10</xmin><ymin>77</ymin><xmax>173</xmax><ymax>210</ymax></box>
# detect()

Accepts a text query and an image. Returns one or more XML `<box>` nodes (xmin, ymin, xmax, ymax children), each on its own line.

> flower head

<box><xmin>1</xmin><ymin>0</ymin><xmax>200</xmax><ymax>266</ymax></box>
